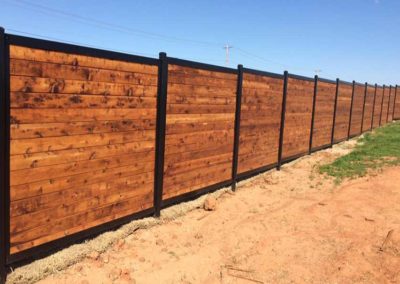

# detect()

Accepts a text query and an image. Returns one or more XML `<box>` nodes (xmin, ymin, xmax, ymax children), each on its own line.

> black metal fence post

<box><xmin>386</xmin><ymin>85</ymin><xmax>392</xmax><ymax>122</ymax></box>
<box><xmin>0</xmin><ymin>27</ymin><xmax>9</xmax><ymax>284</ymax></box>
<box><xmin>330</xmin><ymin>78</ymin><xmax>339</xmax><ymax>146</ymax></box>
<box><xmin>277</xmin><ymin>71</ymin><xmax>288</xmax><ymax>170</ymax></box>
<box><xmin>308</xmin><ymin>75</ymin><xmax>318</xmax><ymax>154</ymax></box>
<box><xmin>371</xmin><ymin>84</ymin><xmax>377</xmax><ymax>129</ymax></box>
<box><xmin>153</xmin><ymin>52</ymin><xmax>168</xmax><ymax>217</ymax></box>
<box><xmin>380</xmin><ymin>85</ymin><xmax>385</xmax><ymax>126</ymax></box>
<box><xmin>231</xmin><ymin>65</ymin><xmax>243</xmax><ymax>191</ymax></box>
<box><xmin>393</xmin><ymin>85</ymin><xmax>398</xmax><ymax>119</ymax></box>
<box><xmin>347</xmin><ymin>81</ymin><xmax>356</xmax><ymax>139</ymax></box>
<box><xmin>361</xmin><ymin>82</ymin><xmax>368</xmax><ymax>133</ymax></box>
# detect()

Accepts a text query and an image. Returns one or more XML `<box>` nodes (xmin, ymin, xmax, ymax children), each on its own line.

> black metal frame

<box><xmin>288</xmin><ymin>73</ymin><xmax>314</xmax><ymax>82</ymax></box>
<box><xmin>281</xmin><ymin>151</ymin><xmax>309</xmax><ymax>164</ymax></box>
<box><xmin>318</xmin><ymin>77</ymin><xmax>337</xmax><ymax>84</ymax></box>
<box><xmin>380</xmin><ymin>85</ymin><xmax>386</xmax><ymax>125</ymax></box>
<box><xmin>339</xmin><ymin>79</ymin><xmax>354</xmax><ymax>86</ymax></box>
<box><xmin>231</xmin><ymin>65</ymin><xmax>244</xmax><ymax>191</ymax></box>
<box><xmin>277</xmin><ymin>71</ymin><xmax>289</xmax><ymax>170</ymax></box>
<box><xmin>309</xmin><ymin>75</ymin><xmax>318</xmax><ymax>154</ymax></box>
<box><xmin>310</xmin><ymin>143</ymin><xmax>332</xmax><ymax>153</ymax></box>
<box><xmin>7</xmin><ymin>34</ymin><xmax>158</xmax><ymax>66</ymax></box>
<box><xmin>0</xmin><ymin>27</ymin><xmax>9</xmax><ymax>284</ymax></box>
<box><xmin>354</xmin><ymin>81</ymin><xmax>365</xmax><ymax>87</ymax></box>
<box><xmin>386</xmin><ymin>85</ymin><xmax>392</xmax><ymax>122</ymax></box>
<box><xmin>394</xmin><ymin>85</ymin><xmax>398</xmax><ymax>119</ymax></box>
<box><xmin>331</xmin><ymin>78</ymin><xmax>340</xmax><ymax>146</ymax></box>
<box><xmin>242</xmin><ymin>67</ymin><xmax>283</xmax><ymax>79</ymax></box>
<box><xmin>167</xmin><ymin>56</ymin><xmax>237</xmax><ymax>74</ymax></box>
<box><xmin>236</xmin><ymin>163</ymin><xmax>278</xmax><ymax>181</ymax></box>
<box><xmin>153</xmin><ymin>52</ymin><xmax>168</xmax><ymax>217</ymax></box>
<box><xmin>333</xmin><ymin>137</ymin><xmax>348</xmax><ymax>144</ymax></box>
<box><xmin>347</xmin><ymin>81</ymin><xmax>356</xmax><ymax>139</ymax></box>
<box><xmin>161</xmin><ymin>180</ymin><xmax>232</xmax><ymax>208</ymax></box>
<box><xmin>361</xmin><ymin>82</ymin><xmax>368</xmax><ymax>133</ymax></box>
<box><xmin>3</xmin><ymin>33</ymin><xmax>9</xmax><ymax>281</ymax></box>
<box><xmin>371</xmin><ymin>84</ymin><xmax>377</xmax><ymax>129</ymax></box>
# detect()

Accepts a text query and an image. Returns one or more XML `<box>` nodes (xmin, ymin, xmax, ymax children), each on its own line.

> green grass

<box><xmin>319</xmin><ymin>121</ymin><xmax>400</xmax><ymax>182</ymax></box>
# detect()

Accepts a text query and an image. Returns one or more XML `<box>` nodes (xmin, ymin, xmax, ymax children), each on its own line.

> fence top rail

<box><xmin>167</xmin><ymin>56</ymin><xmax>237</xmax><ymax>74</ymax></box>
<box><xmin>354</xmin><ymin>81</ymin><xmax>365</xmax><ymax>87</ymax></box>
<box><xmin>318</xmin><ymin>77</ymin><xmax>337</xmax><ymax>84</ymax></box>
<box><xmin>339</xmin><ymin>79</ymin><xmax>353</xmax><ymax>86</ymax></box>
<box><xmin>5</xmin><ymin>33</ymin><xmax>159</xmax><ymax>66</ymax></box>
<box><xmin>242</xmin><ymin>67</ymin><xmax>283</xmax><ymax>79</ymax></box>
<box><xmin>288</xmin><ymin>72</ymin><xmax>314</xmax><ymax>82</ymax></box>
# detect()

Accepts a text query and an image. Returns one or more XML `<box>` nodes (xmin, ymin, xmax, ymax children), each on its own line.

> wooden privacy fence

<box><xmin>0</xmin><ymin>28</ymin><xmax>399</xmax><ymax>282</ymax></box>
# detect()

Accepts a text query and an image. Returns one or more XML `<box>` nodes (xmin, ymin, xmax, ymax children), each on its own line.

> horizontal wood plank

<box><xmin>9</xmin><ymin>45</ymin><xmax>157</xmax><ymax>254</ymax></box>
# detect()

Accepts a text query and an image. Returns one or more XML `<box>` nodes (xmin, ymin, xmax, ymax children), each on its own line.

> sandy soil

<box><xmin>32</xmin><ymin>141</ymin><xmax>400</xmax><ymax>284</ymax></box>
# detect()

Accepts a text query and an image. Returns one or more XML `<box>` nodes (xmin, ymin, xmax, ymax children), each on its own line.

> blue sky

<box><xmin>1</xmin><ymin>0</ymin><xmax>399</xmax><ymax>84</ymax></box>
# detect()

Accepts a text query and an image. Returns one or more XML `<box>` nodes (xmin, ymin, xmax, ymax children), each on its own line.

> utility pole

<box><xmin>223</xmin><ymin>44</ymin><xmax>233</xmax><ymax>66</ymax></box>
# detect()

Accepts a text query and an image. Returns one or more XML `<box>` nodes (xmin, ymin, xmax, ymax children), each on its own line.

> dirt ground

<box><xmin>31</xmin><ymin>140</ymin><xmax>400</xmax><ymax>284</ymax></box>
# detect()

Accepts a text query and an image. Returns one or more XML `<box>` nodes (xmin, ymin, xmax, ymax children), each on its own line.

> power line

<box><xmin>7</xmin><ymin>28</ymin><xmax>157</xmax><ymax>58</ymax></box>
<box><xmin>10</xmin><ymin>0</ymin><xmax>223</xmax><ymax>47</ymax></box>
<box><xmin>7</xmin><ymin>28</ymin><xmax>228</xmax><ymax>65</ymax></box>
<box><xmin>235</xmin><ymin>47</ymin><xmax>319</xmax><ymax>73</ymax></box>
<box><xmin>6</xmin><ymin>0</ymin><xmax>323</xmax><ymax>75</ymax></box>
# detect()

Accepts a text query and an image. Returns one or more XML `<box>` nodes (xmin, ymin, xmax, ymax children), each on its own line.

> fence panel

<box><xmin>381</xmin><ymin>86</ymin><xmax>389</xmax><ymax>125</ymax></box>
<box><xmin>311</xmin><ymin>79</ymin><xmax>336</xmax><ymax>149</ymax></box>
<box><xmin>333</xmin><ymin>82</ymin><xmax>352</xmax><ymax>142</ymax></box>
<box><xmin>282</xmin><ymin>76</ymin><xmax>314</xmax><ymax>160</ymax></box>
<box><xmin>349</xmin><ymin>83</ymin><xmax>364</xmax><ymax>137</ymax></box>
<box><xmin>387</xmin><ymin>86</ymin><xmax>395</xmax><ymax>122</ymax></box>
<box><xmin>362</xmin><ymin>85</ymin><xmax>375</xmax><ymax>132</ymax></box>
<box><xmin>162</xmin><ymin>62</ymin><xmax>237</xmax><ymax>201</ymax></box>
<box><xmin>237</xmin><ymin>71</ymin><xmax>283</xmax><ymax>174</ymax></box>
<box><xmin>372</xmin><ymin>86</ymin><xmax>383</xmax><ymax>128</ymax></box>
<box><xmin>8</xmin><ymin>44</ymin><xmax>158</xmax><ymax>255</ymax></box>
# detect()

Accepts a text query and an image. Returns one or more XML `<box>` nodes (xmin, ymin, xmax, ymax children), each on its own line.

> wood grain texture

<box><xmin>9</xmin><ymin>45</ymin><xmax>157</xmax><ymax>254</ymax></box>
<box><xmin>349</xmin><ymin>84</ymin><xmax>365</xmax><ymax>136</ymax></box>
<box><xmin>333</xmin><ymin>83</ymin><xmax>352</xmax><ymax>141</ymax></box>
<box><xmin>237</xmin><ymin>73</ymin><xmax>283</xmax><ymax>173</ymax></box>
<box><xmin>282</xmin><ymin>78</ymin><xmax>314</xmax><ymax>158</ymax></box>
<box><xmin>163</xmin><ymin>64</ymin><xmax>236</xmax><ymax>200</ymax></box>
<box><xmin>312</xmin><ymin>81</ymin><xmax>336</xmax><ymax>148</ymax></box>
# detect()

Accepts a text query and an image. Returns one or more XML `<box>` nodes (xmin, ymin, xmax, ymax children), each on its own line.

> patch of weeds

<box><xmin>319</xmin><ymin>122</ymin><xmax>400</xmax><ymax>183</ymax></box>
